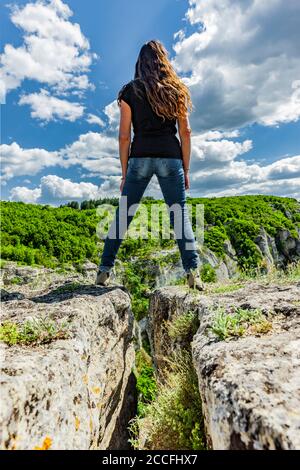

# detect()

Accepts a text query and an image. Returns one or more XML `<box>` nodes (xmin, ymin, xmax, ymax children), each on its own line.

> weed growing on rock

<box><xmin>210</xmin><ymin>283</ymin><xmax>244</xmax><ymax>294</ymax></box>
<box><xmin>167</xmin><ymin>311</ymin><xmax>199</xmax><ymax>344</ymax></box>
<box><xmin>0</xmin><ymin>317</ymin><xmax>70</xmax><ymax>346</ymax></box>
<box><xmin>209</xmin><ymin>306</ymin><xmax>272</xmax><ymax>341</ymax></box>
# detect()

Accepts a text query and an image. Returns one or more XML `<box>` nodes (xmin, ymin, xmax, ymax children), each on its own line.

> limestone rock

<box><xmin>191</xmin><ymin>282</ymin><xmax>300</xmax><ymax>450</ymax></box>
<box><xmin>0</xmin><ymin>284</ymin><xmax>135</xmax><ymax>450</ymax></box>
<box><xmin>149</xmin><ymin>281</ymin><xmax>300</xmax><ymax>450</ymax></box>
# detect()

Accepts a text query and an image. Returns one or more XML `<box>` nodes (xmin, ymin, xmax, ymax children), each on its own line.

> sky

<box><xmin>0</xmin><ymin>0</ymin><xmax>300</xmax><ymax>205</ymax></box>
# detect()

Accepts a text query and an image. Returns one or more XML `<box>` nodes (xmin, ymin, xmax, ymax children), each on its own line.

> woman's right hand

<box><xmin>120</xmin><ymin>176</ymin><xmax>126</xmax><ymax>192</ymax></box>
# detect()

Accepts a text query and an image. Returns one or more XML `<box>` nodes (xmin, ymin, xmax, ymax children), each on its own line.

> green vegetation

<box><xmin>200</xmin><ymin>263</ymin><xmax>217</xmax><ymax>283</ymax></box>
<box><xmin>129</xmin><ymin>351</ymin><xmax>206</xmax><ymax>450</ymax></box>
<box><xmin>134</xmin><ymin>349</ymin><xmax>157</xmax><ymax>417</ymax></box>
<box><xmin>1</xmin><ymin>195</ymin><xmax>299</xmax><ymax>271</ymax></box>
<box><xmin>236</xmin><ymin>259</ymin><xmax>300</xmax><ymax>283</ymax></box>
<box><xmin>0</xmin><ymin>201</ymin><xmax>99</xmax><ymax>268</ymax></box>
<box><xmin>209</xmin><ymin>306</ymin><xmax>272</xmax><ymax>341</ymax></box>
<box><xmin>130</xmin><ymin>309</ymin><xmax>205</xmax><ymax>450</ymax></box>
<box><xmin>167</xmin><ymin>311</ymin><xmax>199</xmax><ymax>344</ymax></box>
<box><xmin>120</xmin><ymin>262</ymin><xmax>151</xmax><ymax>321</ymax></box>
<box><xmin>1</xmin><ymin>195</ymin><xmax>299</xmax><ymax>319</ymax></box>
<box><xmin>189</xmin><ymin>194</ymin><xmax>300</xmax><ymax>270</ymax></box>
<box><xmin>203</xmin><ymin>225</ymin><xmax>228</xmax><ymax>258</ymax></box>
<box><xmin>210</xmin><ymin>283</ymin><xmax>244</xmax><ymax>294</ymax></box>
<box><xmin>10</xmin><ymin>276</ymin><xmax>23</xmax><ymax>285</ymax></box>
<box><xmin>54</xmin><ymin>282</ymin><xmax>83</xmax><ymax>294</ymax></box>
<box><xmin>0</xmin><ymin>317</ymin><xmax>70</xmax><ymax>346</ymax></box>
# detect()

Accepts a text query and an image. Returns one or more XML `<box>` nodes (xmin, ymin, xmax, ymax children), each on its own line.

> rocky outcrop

<box><xmin>148</xmin><ymin>281</ymin><xmax>300</xmax><ymax>450</ymax></box>
<box><xmin>254</xmin><ymin>227</ymin><xmax>300</xmax><ymax>269</ymax></box>
<box><xmin>0</xmin><ymin>278</ymin><xmax>136</xmax><ymax>450</ymax></box>
<box><xmin>111</xmin><ymin>226</ymin><xmax>300</xmax><ymax>289</ymax></box>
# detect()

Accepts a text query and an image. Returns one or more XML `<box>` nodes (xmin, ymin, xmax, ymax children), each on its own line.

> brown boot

<box><xmin>95</xmin><ymin>270</ymin><xmax>110</xmax><ymax>286</ymax></box>
<box><xmin>186</xmin><ymin>268</ymin><xmax>205</xmax><ymax>291</ymax></box>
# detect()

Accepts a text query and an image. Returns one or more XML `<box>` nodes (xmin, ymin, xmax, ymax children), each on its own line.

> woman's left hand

<box><xmin>184</xmin><ymin>171</ymin><xmax>190</xmax><ymax>190</ymax></box>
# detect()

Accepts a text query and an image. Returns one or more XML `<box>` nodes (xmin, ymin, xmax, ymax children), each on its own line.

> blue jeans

<box><xmin>99</xmin><ymin>157</ymin><xmax>200</xmax><ymax>273</ymax></box>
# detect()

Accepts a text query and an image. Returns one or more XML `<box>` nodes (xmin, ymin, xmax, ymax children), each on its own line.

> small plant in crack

<box><xmin>0</xmin><ymin>317</ymin><xmax>70</xmax><ymax>346</ymax></box>
<box><xmin>209</xmin><ymin>306</ymin><xmax>272</xmax><ymax>341</ymax></box>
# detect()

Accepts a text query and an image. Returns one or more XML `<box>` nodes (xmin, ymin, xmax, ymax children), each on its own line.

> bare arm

<box><xmin>178</xmin><ymin>113</ymin><xmax>192</xmax><ymax>173</ymax></box>
<box><xmin>118</xmin><ymin>99</ymin><xmax>132</xmax><ymax>179</ymax></box>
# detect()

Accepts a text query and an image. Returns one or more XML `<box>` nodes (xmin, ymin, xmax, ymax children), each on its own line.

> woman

<box><xmin>96</xmin><ymin>40</ymin><xmax>204</xmax><ymax>290</ymax></box>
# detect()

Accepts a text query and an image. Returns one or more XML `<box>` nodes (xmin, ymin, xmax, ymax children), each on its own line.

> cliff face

<box><xmin>0</xmin><ymin>266</ymin><xmax>136</xmax><ymax>450</ymax></box>
<box><xmin>148</xmin><ymin>281</ymin><xmax>300</xmax><ymax>450</ymax></box>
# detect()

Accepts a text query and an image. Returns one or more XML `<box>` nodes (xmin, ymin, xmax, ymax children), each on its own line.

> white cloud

<box><xmin>10</xmin><ymin>186</ymin><xmax>42</xmax><ymax>203</ymax></box>
<box><xmin>61</xmin><ymin>131</ymin><xmax>120</xmax><ymax>175</ymax></box>
<box><xmin>0</xmin><ymin>141</ymin><xmax>60</xmax><ymax>181</ymax></box>
<box><xmin>40</xmin><ymin>174</ymin><xmax>104</xmax><ymax>199</ymax></box>
<box><xmin>19</xmin><ymin>88</ymin><xmax>85</xmax><ymax>122</ymax></box>
<box><xmin>191</xmin><ymin>134</ymin><xmax>252</xmax><ymax>169</ymax></box>
<box><xmin>236</xmin><ymin>178</ymin><xmax>300</xmax><ymax>200</ymax></box>
<box><xmin>103</xmin><ymin>100</ymin><xmax>120</xmax><ymax>133</ymax></box>
<box><xmin>205</xmin><ymin>177</ymin><xmax>300</xmax><ymax>200</ymax></box>
<box><xmin>172</xmin><ymin>0</ymin><xmax>300</xmax><ymax>131</ymax></box>
<box><xmin>86</xmin><ymin>113</ymin><xmax>105</xmax><ymax>127</ymax></box>
<box><xmin>0</xmin><ymin>0</ymin><xmax>97</xmax><ymax>104</ymax></box>
<box><xmin>263</xmin><ymin>154</ymin><xmax>300</xmax><ymax>181</ymax></box>
<box><xmin>0</xmin><ymin>131</ymin><xmax>120</xmax><ymax>182</ymax></box>
<box><xmin>2</xmin><ymin>130</ymin><xmax>300</xmax><ymax>201</ymax></box>
<box><xmin>9</xmin><ymin>174</ymin><xmax>121</xmax><ymax>203</ymax></box>
<box><xmin>189</xmin><ymin>153</ymin><xmax>300</xmax><ymax>197</ymax></box>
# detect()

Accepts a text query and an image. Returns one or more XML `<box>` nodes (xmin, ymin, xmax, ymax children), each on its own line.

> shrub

<box><xmin>200</xmin><ymin>263</ymin><xmax>217</xmax><ymax>283</ymax></box>
<box><xmin>204</xmin><ymin>226</ymin><xmax>227</xmax><ymax>258</ymax></box>
<box><xmin>129</xmin><ymin>351</ymin><xmax>206</xmax><ymax>450</ymax></box>
<box><xmin>135</xmin><ymin>349</ymin><xmax>157</xmax><ymax>417</ymax></box>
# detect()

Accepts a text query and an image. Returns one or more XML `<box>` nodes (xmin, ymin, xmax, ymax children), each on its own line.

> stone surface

<box><xmin>0</xmin><ymin>282</ymin><xmax>135</xmax><ymax>450</ymax></box>
<box><xmin>149</xmin><ymin>281</ymin><xmax>300</xmax><ymax>450</ymax></box>
<box><xmin>148</xmin><ymin>286</ymin><xmax>200</xmax><ymax>372</ymax></box>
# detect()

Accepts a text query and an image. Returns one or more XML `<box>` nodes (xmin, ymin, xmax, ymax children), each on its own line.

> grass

<box><xmin>134</xmin><ymin>348</ymin><xmax>157</xmax><ymax>417</ymax></box>
<box><xmin>209</xmin><ymin>283</ymin><xmax>245</xmax><ymax>294</ymax></box>
<box><xmin>54</xmin><ymin>282</ymin><xmax>83</xmax><ymax>293</ymax></box>
<box><xmin>236</xmin><ymin>259</ymin><xmax>300</xmax><ymax>284</ymax></box>
<box><xmin>9</xmin><ymin>276</ymin><xmax>23</xmax><ymax>285</ymax></box>
<box><xmin>209</xmin><ymin>306</ymin><xmax>272</xmax><ymax>341</ymax></box>
<box><xmin>202</xmin><ymin>260</ymin><xmax>300</xmax><ymax>295</ymax></box>
<box><xmin>170</xmin><ymin>276</ymin><xmax>186</xmax><ymax>286</ymax></box>
<box><xmin>167</xmin><ymin>311</ymin><xmax>199</xmax><ymax>345</ymax></box>
<box><xmin>129</xmin><ymin>351</ymin><xmax>206</xmax><ymax>451</ymax></box>
<box><xmin>0</xmin><ymin>317</ymin><xmax>70</xmax><ymax>346</ymax></box>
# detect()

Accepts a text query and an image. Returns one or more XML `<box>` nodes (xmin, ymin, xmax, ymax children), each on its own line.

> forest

<box><xmin>1</xmin><ymin>195</ymin><xmax>299</xmax><ymax>271</ymax></box>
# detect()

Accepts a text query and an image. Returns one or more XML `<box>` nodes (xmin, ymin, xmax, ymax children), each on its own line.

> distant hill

<box><xmin>1</xmin><ymin>195</ymin><xmax>299</xmax><ymax>271</ymax></box>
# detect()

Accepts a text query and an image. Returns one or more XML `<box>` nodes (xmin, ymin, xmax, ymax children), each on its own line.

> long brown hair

<box><xmin>118</xmin><ymin>40</ymin><xmax>193</xmax><ymax>121</ymax></box>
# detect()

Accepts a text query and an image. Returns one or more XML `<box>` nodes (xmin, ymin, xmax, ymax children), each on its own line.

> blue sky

<box><xmin>1</xmin><ymin>0</ymin><xmax>300</xmax><ymax>204</ymax></box>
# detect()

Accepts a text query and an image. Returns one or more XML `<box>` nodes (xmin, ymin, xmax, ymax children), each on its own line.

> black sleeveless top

<box><xmin>119</xmin><ymin>79</ymin><xmax>183</xmax><ymax>159</ymax></box>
